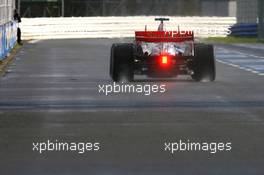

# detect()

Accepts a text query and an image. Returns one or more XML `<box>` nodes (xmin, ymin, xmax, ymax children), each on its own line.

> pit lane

<box><xmin>0</xmin><ymin>39</ymin><xmax>263</xmax><ymax>175</ymax></box>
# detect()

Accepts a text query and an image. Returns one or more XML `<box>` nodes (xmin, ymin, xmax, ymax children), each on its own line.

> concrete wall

<box><xmin>20</xmin><ymin>16</ymin><xmax>236</xmax><ymax>39</ymax></box>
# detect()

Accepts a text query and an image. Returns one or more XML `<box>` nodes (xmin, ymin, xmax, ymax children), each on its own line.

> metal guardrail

<box><xmin>0</xmin><ymin>21</ymin><xmax>17</xmax><ymax>60</ymax></box>
<box><xmin>229</xmin><ymin>23</ymin><xmax>258</xmax><ymax>37</ymax></box>
<box><xmin>20</xmin><ymin>16</ymin><xmax>236</xmax><ymax>39</ymax></box>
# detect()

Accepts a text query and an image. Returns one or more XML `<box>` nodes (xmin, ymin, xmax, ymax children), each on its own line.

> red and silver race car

<box><xmin>110</xmin><ymin>18</ymin><xmax>215</xmax><ymax>82</ymax></box>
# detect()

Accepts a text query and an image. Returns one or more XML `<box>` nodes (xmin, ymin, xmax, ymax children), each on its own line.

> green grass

<box><xmin>203</xmin><ymin>36</ymin><xmax>264</xmax><ymax>44</ymax></box>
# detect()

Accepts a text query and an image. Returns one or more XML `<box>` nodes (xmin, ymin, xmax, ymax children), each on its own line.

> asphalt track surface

<box><xmin>0</xmin><ymin>39</ymin><xmax>264</xmax><ymax>175</ymax></box>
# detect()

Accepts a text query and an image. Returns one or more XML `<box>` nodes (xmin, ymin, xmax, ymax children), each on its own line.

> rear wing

<box><xmin>135</xmin><ymin>31</ymin><xmax>194</xmax><ymax>43</ymax></box>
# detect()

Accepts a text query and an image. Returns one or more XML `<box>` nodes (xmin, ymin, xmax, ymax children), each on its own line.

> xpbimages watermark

<box><xmin>98</xmin><ymin>82</ymin><xmax>166</xmax><ymax>96</ymax></box>
<box><xmin>164</xmin><ymin>140</ymin><xmax>232</xmax><ymax>154</ymax></box>
<box><xmin>32</xmin><ymin>140</ymin><xmax>100</xmax><ymax>154</ymax></box>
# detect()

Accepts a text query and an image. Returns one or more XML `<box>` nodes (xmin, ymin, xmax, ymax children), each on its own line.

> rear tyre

<box><xmin>191</xmin><ymin>44</ymin><xmax>216</xmax><ymax>82</ymax></box>
<box><xmin>110</xmin><ymin>43</ymin><xmax>134</xmax><ymax>82</ymax></box>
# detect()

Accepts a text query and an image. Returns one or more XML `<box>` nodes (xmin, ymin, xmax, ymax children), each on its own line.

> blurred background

<box><xmin>17</xmin><ymin>0</ymin><xmax>237</xmax><ymax>17</ymax></box>
<box><xmin>12</xmin><ymin>0</ymin><xmax>264</xmax><ymax>38</ymax></box>
<box><xmin>0</xmin><ymin>0</ymin><xmax>263</xmax><ymax>49</ymax></box>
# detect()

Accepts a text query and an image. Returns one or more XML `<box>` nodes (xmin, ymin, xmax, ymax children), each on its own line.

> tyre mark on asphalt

<box><xmin>0</xmin><ymin>100</ymin><xmax>264</xmax><ymax>110</ymax></box>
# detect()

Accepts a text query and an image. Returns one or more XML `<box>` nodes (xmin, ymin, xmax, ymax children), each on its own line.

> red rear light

<box><xmin>161</xmin><ymin>56</ymin><xmax>168</xmax><ymax>64</ymax></box>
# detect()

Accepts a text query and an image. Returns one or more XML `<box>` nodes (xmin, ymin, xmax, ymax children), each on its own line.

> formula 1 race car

<box><xmin>110</xmin><ymin>18</ymin><xmax>215</xmax><ymax>82</ymax></box>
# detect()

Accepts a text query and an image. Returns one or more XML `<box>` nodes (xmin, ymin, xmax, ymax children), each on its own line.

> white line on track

<box><xmin>216</xmin><ymin>47</ymin><xmax>264</xmax><ymax>76</ymax></box>
<box><xmin>216</xmin><ymin>59</ymin><xmax>264</xmax><ymax>76</ymax></box>
<box><xmin>218</xmin><ymin>47</ymin><xmax>264</xmax><ymax>59</ymax></box>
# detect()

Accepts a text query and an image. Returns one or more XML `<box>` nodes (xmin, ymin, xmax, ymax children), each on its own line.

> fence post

<box><xmin>258</xmin><ymin>0</ymin><xmax>264</xmax><ymax>41</ymax></box>
<box><xmin>61</xmin><ymin>0</ymin><xmax>64</xmax><ymax>17</ymax></box>
<box><xmin>18</xmin><ymin>0</ymin><xmax>21</xmax><ymax>14</ymax></box>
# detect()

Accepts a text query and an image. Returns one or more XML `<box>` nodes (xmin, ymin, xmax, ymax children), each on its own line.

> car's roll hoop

<box><xmin>155</xmin><ymin>18</ymin><xmax>170</xmax><ymax>31</ymax></box>
<box><xmin>155</xmin><ymin>18</ymin><xmax>170</xmax><ymax>22</ymax></box>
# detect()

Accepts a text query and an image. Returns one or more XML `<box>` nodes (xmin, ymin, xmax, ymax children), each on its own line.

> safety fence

<box><xmin>0</xmin><ymin>21</ymin><xmax>17</xmax><ymax>61</ymax></box>
<box><xmin>20</xmin><ymin>16</ymin><xmax>236</xmax><ymax>40</ymax></box>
